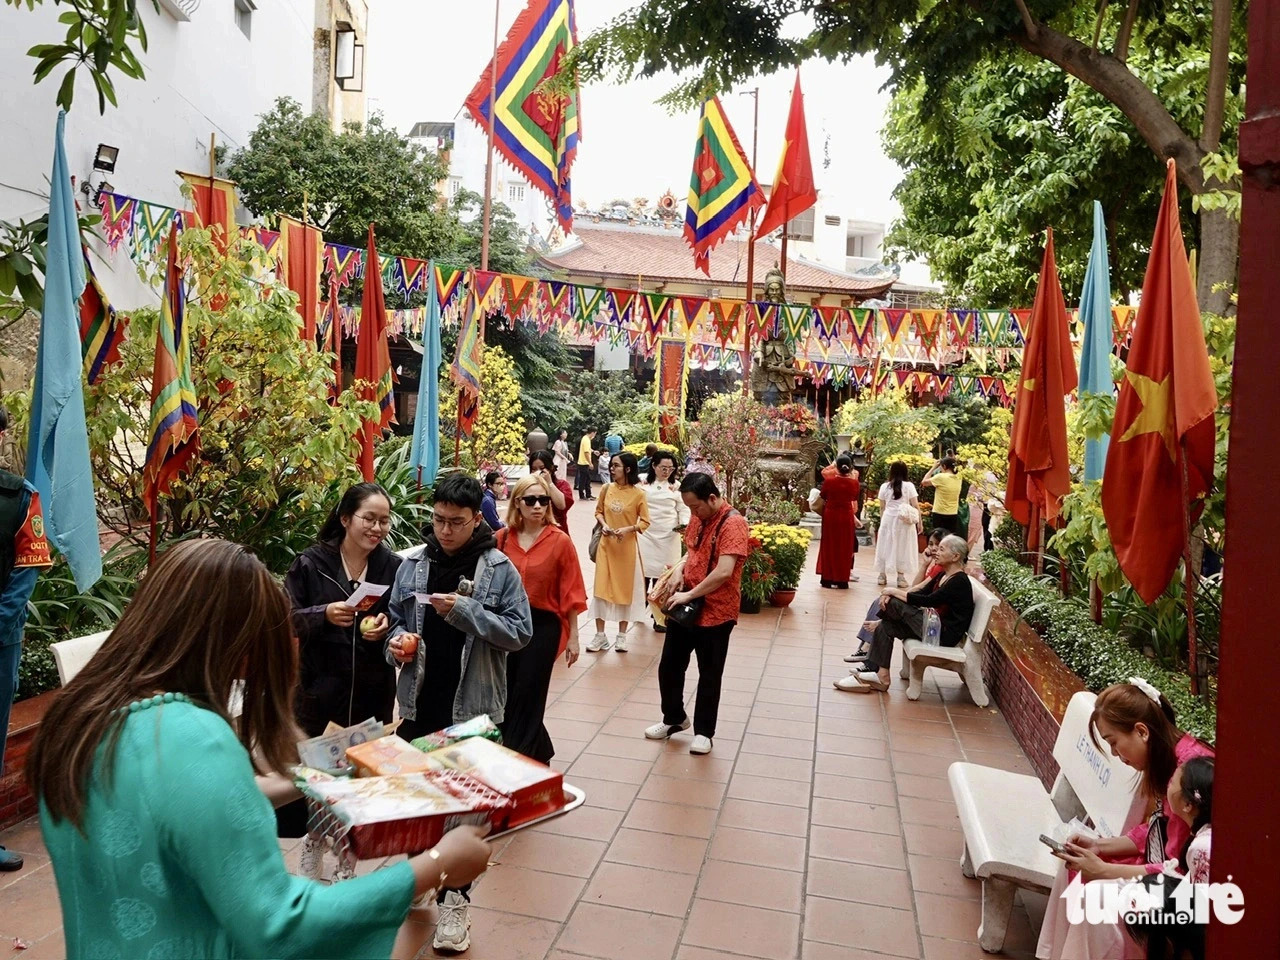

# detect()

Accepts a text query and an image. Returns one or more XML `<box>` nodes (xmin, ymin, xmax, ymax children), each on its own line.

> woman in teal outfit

<box><xmin>26</xmin><ymin>539</ymin><xmax>492</xmax><ymax>960</ymax></box>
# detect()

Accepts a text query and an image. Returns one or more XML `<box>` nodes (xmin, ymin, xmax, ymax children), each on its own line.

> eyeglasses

<box><xmin>520</xmin><ymin>496</ymin><xmax>552</xmax><ymax>507</ymax></box>
<box><xmin>431</xmin><ymin>514</ymin><xmax>475</xmax><ymax>531</ymax></box>
<box><xmin>354</xmin><ymin>513</ymin><xmax>393</xmax><ymax>529</ymax></box>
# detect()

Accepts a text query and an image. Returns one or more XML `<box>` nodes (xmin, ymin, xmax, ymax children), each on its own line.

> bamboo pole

<box><xmin>1179</xmin><ymin>440</ymin><xmax>1202</xmax><ymax>696</ymax></box>
<box><xmin>480</xmin><ymin>0</ymin><xmax>500</xmax><ymax>272</ymax></box>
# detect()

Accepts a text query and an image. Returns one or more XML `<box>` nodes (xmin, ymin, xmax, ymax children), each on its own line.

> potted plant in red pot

<box><xmin>738</xmin><ymin>539</ymin><xmax>776</xmax><ymax>614</ymax></box>
<box><xmin>752</xmin><ymin>523</ymin><xmax>812</xmax><ymax>607</ymax></box>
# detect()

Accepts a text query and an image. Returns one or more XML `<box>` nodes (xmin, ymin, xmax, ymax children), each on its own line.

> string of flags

<box><xmin>95</xmin><ymin>188</ymin><xmax>1140</xmax><ymax>391</ymax></box>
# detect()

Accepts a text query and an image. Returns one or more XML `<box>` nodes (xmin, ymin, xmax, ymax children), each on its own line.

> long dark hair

<box><xmin>1090</xmin><ymin>682</ymin><xmax>1182</xmax><ymax>800</ymax></box>
<box><xmin>318</xmin><ymin>483</ymin><xmax>391</xmax><ymax>545</ymax></box>
<box><xmin>1175</xmin><ymin>757</ymin><xmax>1214</xmax><ymax>871</ymax></box>
<box><xmin>835</xmin><ymin>454</ymin><xmax>854</xmax><ymax>476</ymax></box>
<box><xmin>889</xmin><ymin>461</ymin><xmax>908</xmax><ymax>500</ymax></box>
<box><xmin>614</xmin><ymin>451</ymin><xmax>641</xmax><ymax>486</ymax></box>
<box><xmin>28</xmin><ymin>540</ymin><xmax>301</xmax><ymax>827</ymax></box>
<box><xmin>529</xmin><ymin>449</ymin><xmax>556</xmax><ymax>473</ymax></box>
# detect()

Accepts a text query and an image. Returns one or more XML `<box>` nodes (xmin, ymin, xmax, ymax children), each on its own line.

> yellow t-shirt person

<box><xmin>578</xmin><ymin>435</ymin><xmax>594</xmax><ymax>466</ymax></box>
<box><xmin>928</xmin><ymin>471</ymin><xmax>963</xmax><ymax>515</ymax></box>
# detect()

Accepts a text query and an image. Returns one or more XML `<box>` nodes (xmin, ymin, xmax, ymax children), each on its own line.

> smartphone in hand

<box><xmin>1039</xmin><ymin>834</ymin><xmax>1068</xmax><ymax>856</ymax></box>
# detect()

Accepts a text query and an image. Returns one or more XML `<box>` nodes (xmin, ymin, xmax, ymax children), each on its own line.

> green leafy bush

<box><xmin>982</xmin><ymin>550</ymin><xmax>1215</xmax><ymax>742</ymax></box>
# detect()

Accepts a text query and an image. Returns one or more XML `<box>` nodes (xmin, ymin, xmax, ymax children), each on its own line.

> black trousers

<box><xmin>659</xmin><ymin>619</ymin><xmax>734</xmax><ymax>738</ymax></box>
<box><xmin>930</xmin><ymin>513</ymin><xmax>959</xmax><ymax>534</ymax></box>
<box><xmin>981</xmin><ymin>506</ymin><xmax>994</xmax><ymax>551</ymax></box>
<box><xmin>864</xmin><ymin>598</ymin><xmax>926</xmax><ymax>672</ymax></box>
<box><xmin>575</xmin><ymin>464</ymin><xmax>592</xmax><ymax>497</ymax></box>
<box><xmin>499</xmin><ymin>608</ymin><xmax>560</xmax><ymax>764</ymax></box>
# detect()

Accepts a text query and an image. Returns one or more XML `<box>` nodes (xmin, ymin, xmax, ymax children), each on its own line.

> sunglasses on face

<box><xmin>521</xmin><ymin>495</ymin><xmax>552</xmax><ymax>507</ymax></box>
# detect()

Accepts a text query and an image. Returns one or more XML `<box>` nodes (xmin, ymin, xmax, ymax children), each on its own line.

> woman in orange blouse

<box><xmin>496</xmin><ymin>473</ymin><xmax>588</xmax><ymax>763</ymax></box>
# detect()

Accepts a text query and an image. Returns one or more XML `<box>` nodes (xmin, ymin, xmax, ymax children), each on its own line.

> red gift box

<box><xmin>304</xmin><ymin>769</ymin><xmax>511</xmax><ymax>859</ymax></box>
<box><xmin>423</xmin><ymin>737</ymin><xmax>565</xmax><ymax>828</ymax></box>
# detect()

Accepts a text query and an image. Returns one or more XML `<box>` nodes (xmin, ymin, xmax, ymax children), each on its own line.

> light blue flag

<box><xmin>1078</xmin><ymin>200</ymin><xmax>1114</xmax><ymax>482</ymax></box>
<box><xmin>26</xmin><ymin>111</ymin><xmax>102</xmax><ymax>591</ymax></box>
<box><xmin>409</xmin><ymin>261</ymin><xmax>443</xmax><ymax>486</ymax></box>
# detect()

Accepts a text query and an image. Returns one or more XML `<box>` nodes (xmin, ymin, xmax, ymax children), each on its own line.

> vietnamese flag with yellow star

<box><xmin>1005</xmin><ymin>228</ymin><xmax>1077</xmax><ymax>542</ymax></box>
<box><xmin>1102</xmin><ymin>161</ymin><xmax>1217</xmax><ymax>603</ymax></box>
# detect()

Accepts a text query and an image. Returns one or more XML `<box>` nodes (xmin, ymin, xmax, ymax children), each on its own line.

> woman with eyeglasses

<box><xmin>639</xmin><ymin>451</ymin><xmax>689</xmax><ymax>633</ymax></box>
<box><xmin>495</xmin><ymin>474</ymin><xmax>587</xmax><ymax>762</ymax></box>
<box><xmin>284</xmin><ymin>483</ymin><xmax>400</xmax><ymax>738</ymax></box>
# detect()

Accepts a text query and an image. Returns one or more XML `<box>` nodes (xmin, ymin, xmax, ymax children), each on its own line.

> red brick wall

<box><xmin>0</xmin><ymin>724</ymin><xmax>38</xmax><ymax>830</ymax></box>
<box><xmin>981</xmin><ymin>636</ymin><xmax>1062</xmax><ymax>790</ymax></box>
<box><xmin>2</xmin><ymin>691</ymin><xmax>56</xmax><ymax>831</ymax></box>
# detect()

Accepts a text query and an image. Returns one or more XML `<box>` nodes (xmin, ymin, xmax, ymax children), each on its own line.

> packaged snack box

<box><xmin>409</xmin><ymin>714</ymin><xmax>502</xmax><ymax>752</ymax></box>
<box><xmin>346</xmin><ymin>735</ymin><xmax>435</xmax><ymax>776</ymax></box>
<box><xmin>304</xmin><ymin>771</ymin><xmax>510</xmax><ymax>858</ymax></box>
<box><xmin>423</xmin><ymin>736</ymin><xmax>564</xmax><ymax>828</ymax></box>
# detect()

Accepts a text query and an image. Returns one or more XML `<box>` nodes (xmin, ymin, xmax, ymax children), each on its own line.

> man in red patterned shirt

<box><xmin>644</xmin><ymin>473</ymin><xmax>749</xmax><ymax>756</ymax></box>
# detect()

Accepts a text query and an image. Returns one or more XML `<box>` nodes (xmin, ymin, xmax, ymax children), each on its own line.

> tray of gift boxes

<box><xmin>295</xmin><ymin>715</ymin><xmax>584</xmax><ymax>860</ymax></box>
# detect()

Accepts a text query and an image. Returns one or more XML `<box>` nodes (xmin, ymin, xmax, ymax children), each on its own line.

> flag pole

<box><xmin>741</xmin><ymin>87</ymin><xmax>759</xmax><ymax>398</ymax></box>
<box><xmin>480</xmin><ymin>0</ymin><xmax>500</xmax><ymax>272</ymax></box>
<box><xmin>1178</xmin><ymin>439</ymin><xmax>1202</xmax><ymax>696</ymax></box>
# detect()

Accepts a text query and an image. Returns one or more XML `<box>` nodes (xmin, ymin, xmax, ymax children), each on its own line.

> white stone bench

<box><xmin>899</xmin><ymin>576</ymin><xmax>997</xmax><ymax>706</ymax></box>
<box><xmin>50</xmin><ymin>629</ymin><xmax>112</xmax><ymax>686</ymax></box>
<box><xmin>948</xmin><ymin>690</ymin><xmax>1146</xmax><ymax>952</ymax></box>
<box><xmin>51</xmin><ymin>628</ymin><xmax>245</xmax><ymax>719</ymax></box>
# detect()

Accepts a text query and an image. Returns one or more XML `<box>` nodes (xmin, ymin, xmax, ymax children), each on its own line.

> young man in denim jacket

<box><xmin>385</xmin><ymin>473</ymin><xmax>531</xmax><ymax>953</ymax></box>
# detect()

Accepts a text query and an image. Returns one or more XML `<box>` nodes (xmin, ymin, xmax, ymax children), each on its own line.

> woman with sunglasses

<box><xmin>284</xmin><ymin>483</ymin><xmax>400</xmax><ymax>737</ymax></box>
<box><xmin>495</xmin><ymin>474</ymin><xmax>587</xmax><ymax>762</ymax></box>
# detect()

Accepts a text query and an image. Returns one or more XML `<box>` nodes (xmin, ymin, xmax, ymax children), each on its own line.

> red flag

<box><xmin>755</xmin><ymin>71</ymin><xmax>818</xmax><ymax>240</ymax></box>
<box><xmin>355</xmin><ymin>224</ymin><xmax>395</xmax><ymax>482</ymax></box>
<box><xmin>1005</xmin><ymin>229</ymin><xmax>1078</xmax><ymax>540</ymax></box>
<box><xmin>1102</xmin><ymin>162</ymin><xmax>1217</xmax><ymax>603</ymax></box>
<box><xmin>179</xmin><ymin>173</ymin><xmax>238</xmax><ymax>251</ymax></box>
<box><xmin>279</xmin><ymin>216</ymin><xmax>324</xmax><ymax>342</ymax></box>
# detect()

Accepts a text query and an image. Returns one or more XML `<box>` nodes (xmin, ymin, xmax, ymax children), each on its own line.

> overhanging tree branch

<box><xmin>1114</xmin><ymin>0</ymin><xmax>1140</xmax><ymax>61</ymax></box>
<box><xmin>1012</xmin><ymin>0</ymin><xmax>1039</xmax><ymax>40</ymax></box>
<box><xmin>1201</xmin><ymin>0</ymin><xmax>1233</xmax><ymax>151</ymax></box>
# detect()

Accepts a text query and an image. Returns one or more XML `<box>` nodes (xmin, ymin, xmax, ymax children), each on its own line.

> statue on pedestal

<box><xmin>750</xmin><ymin>266</ymin><xmax>798</xmax><ymax>406</ymax></box>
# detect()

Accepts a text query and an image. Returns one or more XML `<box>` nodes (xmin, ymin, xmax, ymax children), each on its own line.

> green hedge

<box><xmin>982</xmin><ymin>550</ymin><xmax>1216</xmax><ymax>744</ymax></box>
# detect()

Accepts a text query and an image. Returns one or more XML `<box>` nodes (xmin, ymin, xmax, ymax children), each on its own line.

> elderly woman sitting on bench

<box><xmin>834</xmin><ymin>534</ymin><xmax>974</xmax><ymax>693</ymax></box>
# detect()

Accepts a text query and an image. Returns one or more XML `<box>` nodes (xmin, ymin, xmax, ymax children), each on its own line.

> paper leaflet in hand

<box><xmin>297</xmin><ymin>716</ymin><xmax>387</xmax><ymax>771</ymax></box>
<box><xmin>345</xmin><ymin>581</ymin><xmax>388</xmax><ymax>611</ymax></box>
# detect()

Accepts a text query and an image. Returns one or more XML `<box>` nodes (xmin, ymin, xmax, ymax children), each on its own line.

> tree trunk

<box><xmin>1197</xmin><ymin>205</ymin><xmax>1238</xmax><ymax>315</ymax></box>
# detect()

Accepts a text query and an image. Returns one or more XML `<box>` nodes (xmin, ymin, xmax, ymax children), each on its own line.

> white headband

<box><xmin>1128</xmin><ymin>676</ymin><xmax>1162</xmax><ymax>705</ymax></box>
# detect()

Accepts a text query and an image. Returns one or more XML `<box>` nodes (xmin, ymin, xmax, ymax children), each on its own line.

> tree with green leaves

<box><xmin>7</xmin><ymin>0</ymin><xmax>151</xmax><ymax>113</ymax></box>
<box><xmin>227</xmin><ymin>98</ymin><xmax>461</xmax><ymax>260</ymax></box>
<box><xmin>572</xmin><ymin>0</ymin><xmax>1243</xmax><ymax>313</ymax></box>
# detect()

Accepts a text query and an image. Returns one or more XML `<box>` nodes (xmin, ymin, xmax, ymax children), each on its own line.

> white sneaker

<box><xmin>586</xmin><ymin>632</ymin><xmax>611</xmax><ymax>652</ymax></box>
<box><xmin>614</xmin><ymin>631</ymin><xmax>629</xmax><ymax>652</ymax></box>
<box><xmin>690</xmin><ymin>735</ymin><xmax>713</xmax><ymax>755</ymax></box>
<box><xmin>432</xmin><ymin>890</ymin><xmax>471</xmax><ymax>953</ymax></box>
<box><xmin>298</xmin><ymin>835</ymin><xmax>325</xmax><ymax>880</ymax></box>
<box><xmin>644</xmin><ymin>718</ymin><xmax>691</xmax><ymax>740</ymax></box>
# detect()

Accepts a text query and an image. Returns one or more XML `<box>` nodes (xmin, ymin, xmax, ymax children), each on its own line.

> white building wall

<box><xmin>0</xmin><ymin>0</ymin><xmax>315</xmax><ymax>308</ymax></box>
<box><xmin>436</xmin><ymin>118</ymin><xmax>554</xmax><ymax>239</ymax></box>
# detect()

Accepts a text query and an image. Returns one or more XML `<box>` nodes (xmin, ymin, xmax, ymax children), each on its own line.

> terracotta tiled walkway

<box><xmin>0</xmin><ymin>491</ymin><xmax>1048</xmax><ymax>959</ymax></box>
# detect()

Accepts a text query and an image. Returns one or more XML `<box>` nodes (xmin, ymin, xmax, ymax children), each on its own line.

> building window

<box><xmin>508</xmin><ymin>183</ymin><xmax>525</xmax><ymax>204</ymax></box>
<box><xmin>449</xmin><ymin>177</ymin><xmax>463</xmax><ymax>198</ymax></box>
<box><xmin>234</xmin><ymin>0</ymin><xmax>254</xmax><ymax>38</ymax></box>
<box><xmin>847</xmin><ymin>234</ymin><xmax>872</xmax><ymax>258</ymax></box>
<box><xmin>786</xmin><ymin>207</ymin><xmax>815</xmax><ymax>242</ymax></box>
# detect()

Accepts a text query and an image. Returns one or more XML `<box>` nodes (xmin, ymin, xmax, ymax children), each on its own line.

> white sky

<box><xmin>365</xmin><ymin>0</ymin><xmax>907</xmax><ymax>228</ymax></box>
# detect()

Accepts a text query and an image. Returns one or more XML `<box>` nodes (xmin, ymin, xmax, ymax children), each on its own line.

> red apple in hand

<box><xmin>401</xmin><ymin>635</ymin><xmax>419</xmax><ymax>656</ymax></box>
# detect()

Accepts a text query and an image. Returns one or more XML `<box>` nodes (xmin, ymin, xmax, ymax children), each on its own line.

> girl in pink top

<box><xmin>1036</xmin><ymin>680</ymin><xmax>1214</xmax><ymax>959</ymax></box>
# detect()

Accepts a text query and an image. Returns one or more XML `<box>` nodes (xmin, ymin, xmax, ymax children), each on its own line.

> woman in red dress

<box><xmin>816</xmin><ymin>454</ymin><xmax>861</xmax><ymax>588</ymax></box>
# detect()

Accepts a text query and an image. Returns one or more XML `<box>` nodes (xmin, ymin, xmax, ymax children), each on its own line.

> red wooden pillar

<box><xmin>1208</xmin><ymin>2</ymin><xmax>1280</xmax><ymax>954</ymax></box>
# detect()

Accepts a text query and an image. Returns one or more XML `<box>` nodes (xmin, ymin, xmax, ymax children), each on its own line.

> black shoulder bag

<box><xmin>664</xmin><ymin>509</ymin><xmax>736</xmax><ymax>629</ymax></box>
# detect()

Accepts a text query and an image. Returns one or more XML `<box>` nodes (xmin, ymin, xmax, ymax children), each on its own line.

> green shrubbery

<box><xmin>982</xmin><ymin>550</ymin><xmax>1215</xmax><ymax>743</ymax></box>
